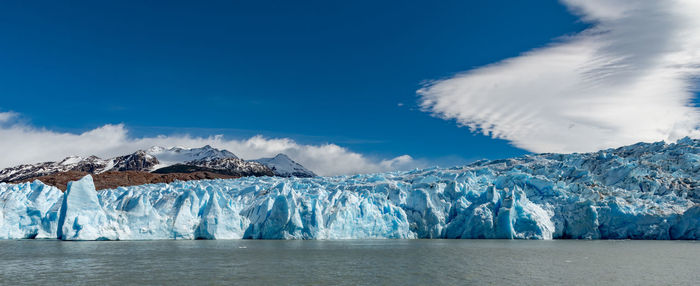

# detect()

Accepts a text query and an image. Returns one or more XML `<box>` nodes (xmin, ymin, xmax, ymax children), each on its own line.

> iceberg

<box><xmin>0</xmin><ymin>139</ymin><xmax>698</xmax><ymax>240</ymax></box>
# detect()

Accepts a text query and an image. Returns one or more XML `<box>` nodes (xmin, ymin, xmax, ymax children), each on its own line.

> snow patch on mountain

<box><xmin>253</xmin><ymin>154</ymin><xmax>316</xmax><ymax>177</ymax></box>
<box><xmin>146</xmin><ymin>145</ymin><xmax>238</xmax><ymax>167</ymax></box>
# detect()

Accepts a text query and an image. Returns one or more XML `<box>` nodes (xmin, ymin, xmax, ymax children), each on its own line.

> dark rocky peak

<box><xmin>112</xmin><ymin>150</ymin><xmax>160</xmax><ymax>171</ymax></box>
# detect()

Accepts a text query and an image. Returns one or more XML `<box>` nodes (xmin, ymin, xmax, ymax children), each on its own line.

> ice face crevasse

<box><xmin>0</xmin><ymin>138</ymin><xmax>699</xmax><ymax>240</ymax></box>
<box><xmin>0</xmin><ymin>181</ymin><xmax>62</xmax><ymax>239</ymax></box>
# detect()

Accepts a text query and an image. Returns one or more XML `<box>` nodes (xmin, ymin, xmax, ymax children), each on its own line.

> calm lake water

<box><xmin>0</xmin><ymin>240</ymin><xmax>698</xmax><ymax>285</ymax></box>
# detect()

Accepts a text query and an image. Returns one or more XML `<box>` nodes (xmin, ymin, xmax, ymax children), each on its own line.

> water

<box><xmin>0</xmin><ymin>240</ymin><xmax>698</xmax><ymax>285</ymax></box>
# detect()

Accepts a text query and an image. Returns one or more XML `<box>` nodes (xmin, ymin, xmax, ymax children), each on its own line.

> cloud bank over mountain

<box><xmin>0</xmin><ymin>112</ymin><xmax>418</xmax><ymax>176</ymax></box>
<box><xmin>419</xmin><ymin>0</ymin><xmax>700</xmax><ymax>153</ymax></box>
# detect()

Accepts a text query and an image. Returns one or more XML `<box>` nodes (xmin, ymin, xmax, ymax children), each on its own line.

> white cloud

<box><xmin>0</xmin><ymin>111</ymin><xmax>18</xmax><ymax>123</ymax></box>
<box><xmin>418</xmin><ymin>0</ymin><xmax>700</xmax><ymax>153</ymax></box>
<box><xmin>0</xmin><ymin>112</ymin><xmax>419</xmax><ymax>176</ymax></box>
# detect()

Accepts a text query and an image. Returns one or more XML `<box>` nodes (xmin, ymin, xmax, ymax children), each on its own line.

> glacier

<box><xmin>0</xmin><ymin>138</ymin><xmax>699</xmax><ymax>240</ymax></box>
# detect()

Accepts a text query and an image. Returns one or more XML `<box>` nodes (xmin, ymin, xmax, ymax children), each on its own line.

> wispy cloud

<box><xmin>418</xmin><ymin>0</ymin><xmax>700</xmax><ymax>153</ymax></box>
<box><xmin>0</xmin><ymin>112</ymin><xmax>421</xmax><ymax>176</ymax></box>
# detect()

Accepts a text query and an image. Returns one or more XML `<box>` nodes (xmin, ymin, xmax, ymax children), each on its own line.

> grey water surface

<box><xmin>0</xmin><ymin>240</ymin><xmax>698</xmax><ymax>285</ymax></box>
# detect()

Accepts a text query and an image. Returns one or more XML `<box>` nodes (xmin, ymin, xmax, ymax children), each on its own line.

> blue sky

<box><xmin>1</xmin><ymin>0</ymin><xmax>698</xmax><ymax>175</ymax></box>
<box><xmin>0</xmin><ymin>1</ymin><xmax>587</xmax><ymax>163</ymax></box>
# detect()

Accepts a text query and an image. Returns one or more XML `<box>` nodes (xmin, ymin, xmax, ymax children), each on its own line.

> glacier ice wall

<box><xmin>1</xmin><ymin>138</ymin><xmax>699</xmax><ymax>240</ymax></box>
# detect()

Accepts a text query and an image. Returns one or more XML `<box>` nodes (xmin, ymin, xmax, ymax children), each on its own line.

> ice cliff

<box><xmin>1</xmin><ymin>138</ymin><xmax>698</xmax><ymax>240</ymax></box>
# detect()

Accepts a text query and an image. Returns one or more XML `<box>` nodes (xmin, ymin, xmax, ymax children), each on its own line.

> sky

<box><xmin>0</xmin><ymin>0</ymin><xmax>698</xmax><ymax>175</ymax></box>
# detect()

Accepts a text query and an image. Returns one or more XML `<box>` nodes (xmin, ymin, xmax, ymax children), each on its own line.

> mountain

<box><xmin>111</xmin><ymin>150</ymin><xmax>160</xmax><ymax>171</ymax></box>
<box><xmin>0</xmin><ymin>145</ymin><xmax>285</xmax><ymax>185</ymax></box>
<box><xmin>253</xmin><ymin>154</ymin><xmax>316</xmax><ymax>177</ymax></box>
<box><xmin>152</xmin><ymin>158</ymin><xmax>274</xmax><ymax>177</ymax></box>
<box><xmin>0</xmin><ymin>145</ymin><xmax>314</xmax><ymax>187</ymax></box>
<box><xmin>144</xmin><ymin>146</ymin><xmax>313</xmax><ymax>177</ymax></box>
<box><xmin>148</xmin><ymin>145</ymin><xmax>274</xmax><ymax>177</ymax></box>
<box><xmin>146</xmin><ymin>145</ymin><xmax>238</xmax><ymax>167</ymax></box>
<box><xmin>0</xmin><ymin>151</ymin><xmax>159</xmax><ymax>182</ymax></box>
<box><xmin>183</xmin><ymin>157</ymin><xmax>273</xmax><ymax>176</ymax></box>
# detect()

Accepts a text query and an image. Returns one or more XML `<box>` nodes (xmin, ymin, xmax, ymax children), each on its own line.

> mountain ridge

<box><xmin>0</xmin><ymin>145</ymin><xmax>315</xmax><ymax>185</ymax></box>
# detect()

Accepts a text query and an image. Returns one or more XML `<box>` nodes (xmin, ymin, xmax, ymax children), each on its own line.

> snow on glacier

<box><xmin>0</xmin><ymin>138</ymin><xmax>699</xmax><ymax>240</ymax></box>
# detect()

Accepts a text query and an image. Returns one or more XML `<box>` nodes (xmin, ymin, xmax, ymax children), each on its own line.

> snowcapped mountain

<box><xmin>146</xmin><ymin>145</ymin><xmax>273</xmax><ymax>177</ymax></box>
<box><xmin>253</xmin><ymin>154</ymin><xmax>316</xmax><ymax>177</ymax></box>
<box><xmin>0</xmin><ymin>145</ymin><xmax>317</xmax><ymax>183</ymax></box>
<box><xmin>146</xmin><ymin>145</ymin><xmax>238</xmax><ymax>167</ymax></box>
<box><xmin>0</xmin><ymin>151</ymin><xmax>159</xmax><ymax>182</ymax></box>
